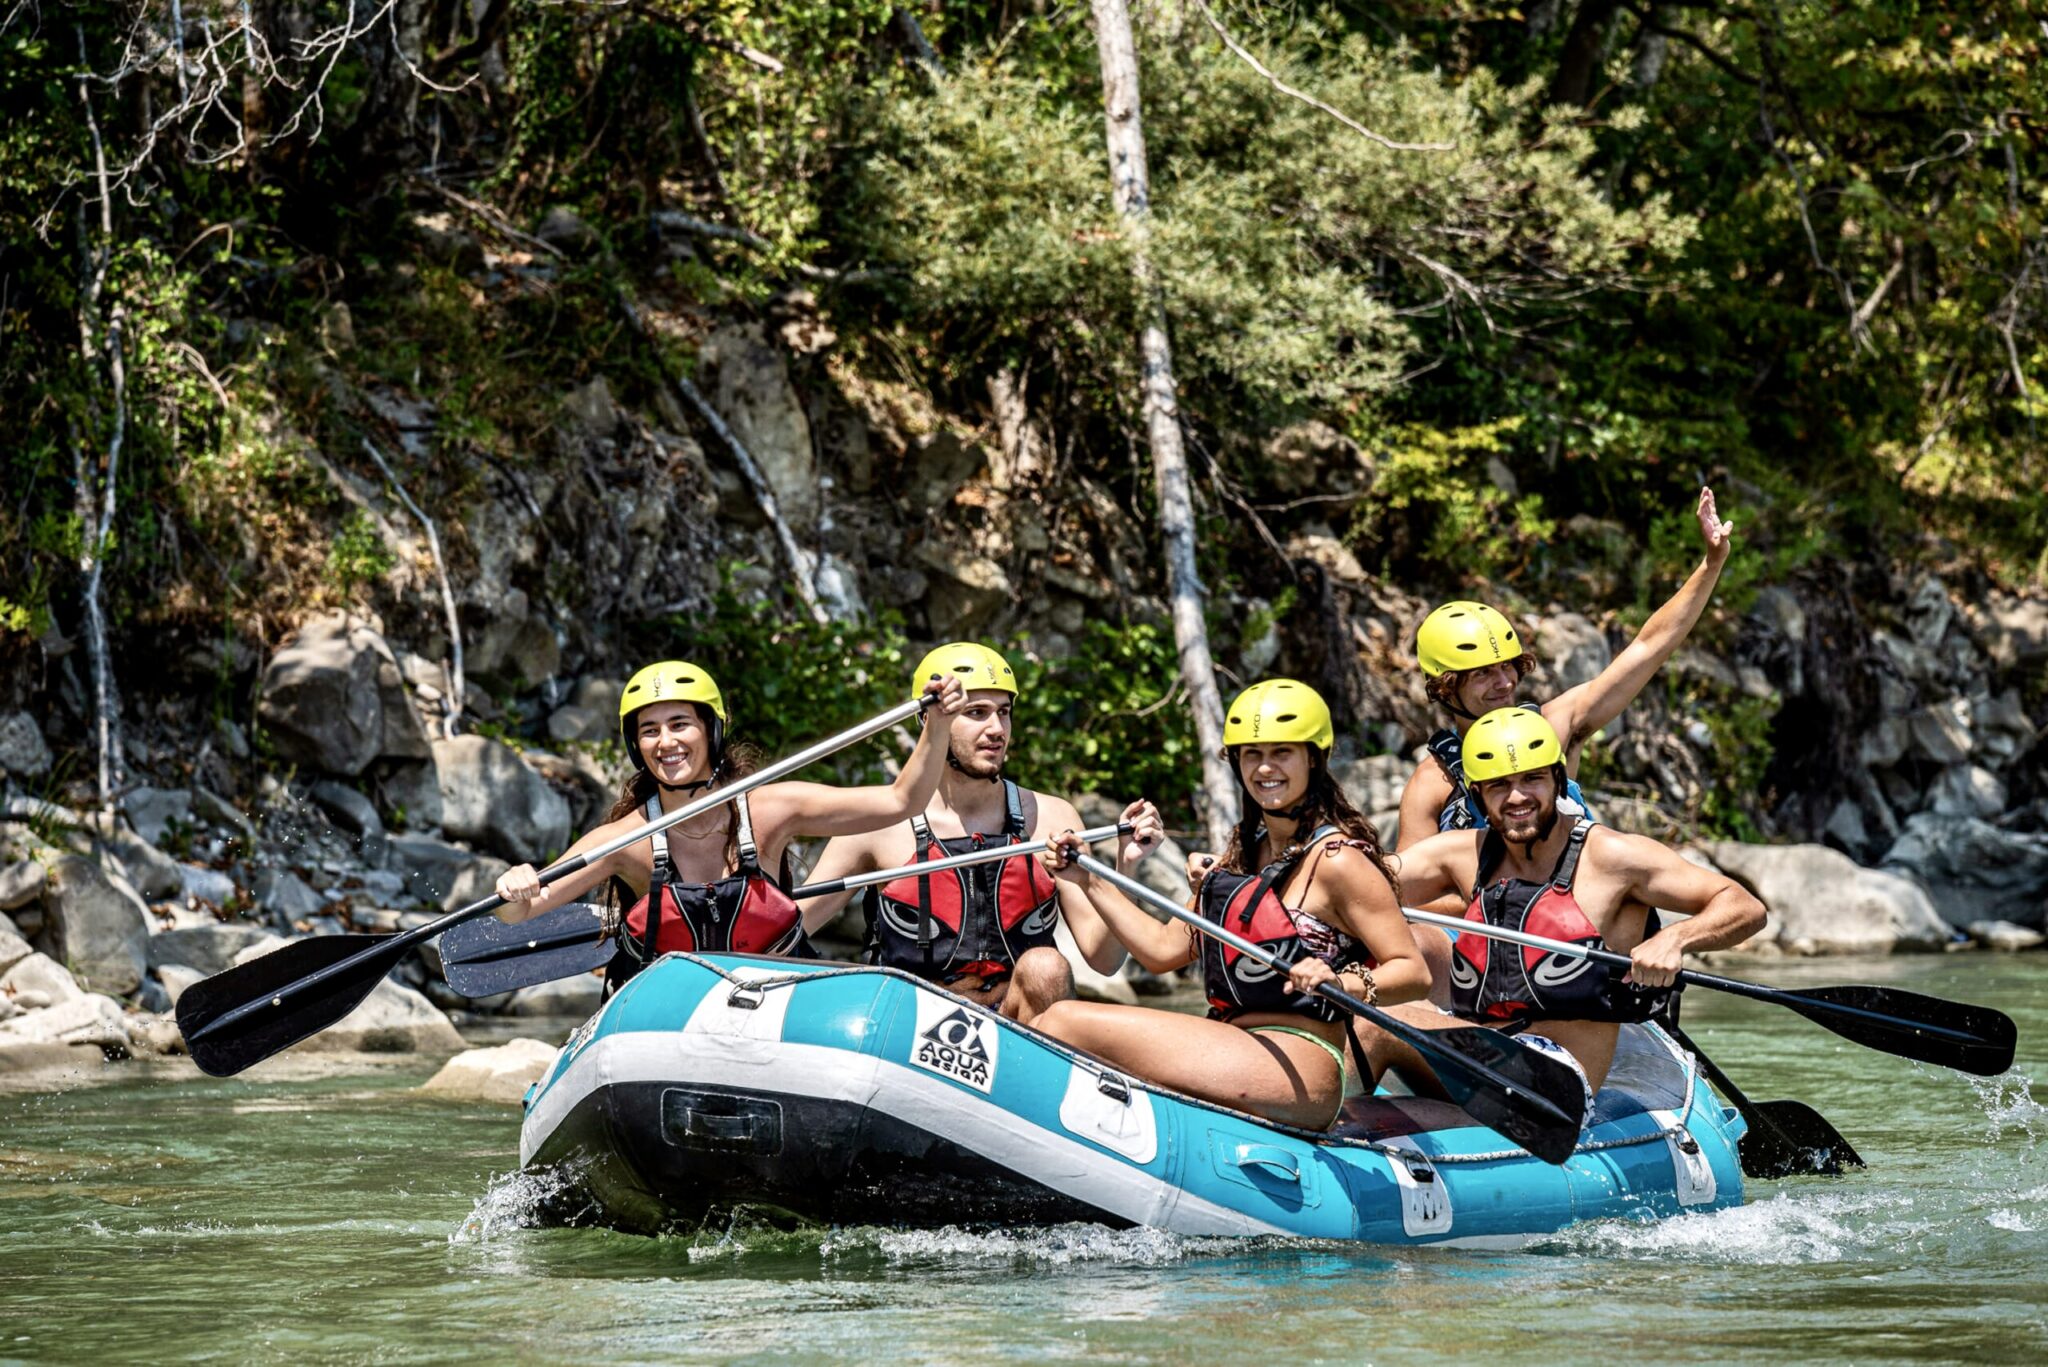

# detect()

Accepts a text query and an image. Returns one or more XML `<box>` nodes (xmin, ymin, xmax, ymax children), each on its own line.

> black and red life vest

<box><xmin>608</xmin><ymin>793</ymin><xmax>812</xmax><ymax>991</ymax></box>
<box><xmin>1447</xmin><ymin>818</ymin><xmax>1668</xmax><ymax>1027</ymax></box>
<box><xmin>1197</xmin><ymin>825</ymin><xmax>1372</xmax><ymax>1024</ymax></box>
<box><xmin>865</xmin><ymin>780</ymin><xmax>1060</xmax><ymax>982</ymax></box>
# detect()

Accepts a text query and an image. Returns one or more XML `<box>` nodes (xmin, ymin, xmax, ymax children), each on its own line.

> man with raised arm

<box><xmin>799</xmin><ymin>643</ymin><xmax>1163</xmax><ymax>1027</ymax></box>
<box><xmin>1397</xmin><ymin>486</ymin><xmax>1737</xmax><ymax>855</ymax></box>
<box><xmin>1347</xmin><ymin>708</ymin><xmax>1765</xmax><ymax>1112</ymax></box>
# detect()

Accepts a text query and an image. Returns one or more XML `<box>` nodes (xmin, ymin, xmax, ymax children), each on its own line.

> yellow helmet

<box><xmin>619</xmin><ymin>661</ymin><xmax>727</xmax><ymax>773</ymax></box>
<box><xmin>1223</xmin><ymin>679</ymin><xmax>1335</xmax><ymax>752</ymax></box>
<box><xmin>1416</xmin><ymin>601</ymin><xmax>1523</xmax><ymax>678</ymax></box>
<box><xmin>910</xmin><ymin>642</ymin><xmax>1017</xmax><ymax>700</ymax></box>
<box><xmin>1462</xmin><ymin>707</ymin><xmax>1564</xmax><ymax>784</ymax></box>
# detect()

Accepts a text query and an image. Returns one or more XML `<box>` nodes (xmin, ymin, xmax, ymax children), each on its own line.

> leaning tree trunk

<box><xmin>1091</xmin><ymin>0</ymin><xmax>1237</xmax><ymax>851</ymax></box>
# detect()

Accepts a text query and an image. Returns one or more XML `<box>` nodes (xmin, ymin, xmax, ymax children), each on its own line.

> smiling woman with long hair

<box><xmin>490</xmin><ymin>659</ymin><xmax>965</xmax><ymax>994</ymax></box>
<box><xmin>1029</xmin><ymin>680</ymin><xmax>1430</xmax><ymax>1129</ymax></box>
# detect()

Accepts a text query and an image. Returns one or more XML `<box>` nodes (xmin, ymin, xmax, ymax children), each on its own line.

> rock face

<box><xmin>0</xmin><ymin>992</ymin><xmax>131</xmax><ymax>1054</ymax></box>
<box><xmin>256</xmin><ymin>614</ymin><xmax>431</xmax><ymax>776</ymax></box>
<box><xmin>431</xmin><ymin>736</ymin><xmax>570</xmax><ymax>863</ymax></box>
<box><xmin>1698</xmin><ymin>841</ymin><xmax>1953</xmax><ymax>954</ymax></box>
<box><xmin>1535</xmin><ymin>612</ymin><xmax>1613</xmax><ymax>700</ymax></box>
<box><xmin>421</xmin><ymin>1038</ymin><xmax>559</xmax><ymax>1104</ymax></box>
<box><xmin>1880</xmin><ymin>814</ymin><xmax>2048</xmax><ymax>928</ymax></box>
<box><xmin>506</xmin><ymin>974</ymin><xmax>604</xmax><ymax>1017</ymax></box>
<box><xmin>385</xmin><ymin>833</ymin><xmax>508</xmax><ymax>909</ymax></box>
<box><xmin>309</xmin><ymin>780</ymin><xmax>390</xmax><ymax>866</ymax></box>
<box><xmin>701</xmin><ymin>323</ymin><xmax>819</xmax><ymax>532</ymax></box>
<box><xmin>37</xmin><ymin>856</ymin><xmax>150</xmax><ymax>995</ymax></box>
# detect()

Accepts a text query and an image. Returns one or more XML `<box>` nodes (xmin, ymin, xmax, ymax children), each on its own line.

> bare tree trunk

<box><xmin>1090</xmin><ymin>0</ymin><xmax>1236</xmax><ymax>850</ymax></box>
<box><xmin>73</xmin><ymin>37</ymin><xmax>126</xmax><ymax>815</ymax></box>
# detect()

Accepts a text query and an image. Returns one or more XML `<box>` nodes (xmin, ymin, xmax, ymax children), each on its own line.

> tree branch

<box><xmin>1193</xmin><ymin>1</ymin><xmax>1453</xmax><ymax>153</ymax></box>
<box><xmin>359</xmin><ymin>437</ymin><xmax>465</xmax><ymax>736</ymax></box>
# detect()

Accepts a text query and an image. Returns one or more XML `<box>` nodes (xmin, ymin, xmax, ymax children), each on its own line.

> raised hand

<box><xmin>1697</xmin><ymin>485</ymin><xmax>1735</xmax><ymax>557</ymax></box>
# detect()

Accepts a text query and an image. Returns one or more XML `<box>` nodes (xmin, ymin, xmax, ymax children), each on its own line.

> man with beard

<box><xmin>800</xmin><ymin>642</ymin><xmax>1163</xmax><ymax>1026</ymax></box>
<box><xmin>1347</xmin><ymin>708</ymin><xmax>1765</xmax><ymax>1112</ymax></box>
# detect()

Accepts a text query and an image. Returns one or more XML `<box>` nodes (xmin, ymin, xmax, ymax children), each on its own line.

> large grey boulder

<box><xmin>421</xmin><ymin>1038</ymin><xmax>559</xmax><ymax>1104</ymax></box>
<box><xmin>38</xmin><ymin>856</ymin><xmax>150</xmax><ymax>995</ymax></box>
<box><xmin>1880</xmin><ymin>813</ymin><xmax>2048</xmax><ymax>928</ymax></box>
<box><xmin>1535</xmin><ymin>612</ymin><xmax>1613</xmax><ymax>699</ymax></box>
<box><xmin>1927</xmin><ymin>765</ymin><xmax>2007</xmax><ymax>821</ymax></box>
<box><xmin>466</xmin><ymin>588</ymin><xmax>561</xmax><ymax>692</ymax></box>
<box><xmin>1973</xmin><ymin>690</ymin><xmax>2037</xmax><ymax>767</ymax></box>
<box><xmin>1699</xmin><ymin>841</ymin><xmax>1953</xmax><ymax>954</ymax></box>
<box><xmin>0</xmin><ymin>920</ymin><xmax>31</xmax><ymax>976</ymax></box>
<box><xmin>373</xmin><ymin>758</ymin><xmax>444</xmax><ymax>832</ymax></box>
<box><xmin>431</xmin><ymin>736</ymin><xmax>570</xmax><ymax>863</ymax></box>
<box><xmin>176</xmin><ymin>864</ymin><xmax>238</xmax><ymax>909</ymax></box>
<box><xmin>231</xmin><ymin>936</ymin><xmax>464</xmax><ymax>1055</ymax></box>
<box><xmin>154</xmin><ymin>963</ymin><xmax>206</xmax><ymax>1008</ymax></box>
<box><xmin>146</xmin><ymin>922</ymin><xmax>274</xmax><ymax>975</ymax></box>
<box><xmin>385</xmin><ymin>833</ymin><xmax>509</xmax><ymax>910</ymax></box>
<box><xmin>256</xmin><ymin>613</ymin><xmax>432</xmax><ymax>776</ymax></box>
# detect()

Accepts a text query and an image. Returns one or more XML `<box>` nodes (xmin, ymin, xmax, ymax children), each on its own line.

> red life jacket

<box><xmin>866</xmin><ymin>780</ymin><xmax>1060</xmax><ymax>982</ymax></box>
<box><xmin>1198</xmin><ymin>825</ymin><xmax>1374</xmax><ymax>1024</ymax></box>
<box><xmin>610</xmin><ymin>794</ymin><xmax>811</xmax><ymax>989</ymax></box>
<box><xmin>1448</xmin><ymin>819</ymin><xmax>1668</xmax><ymax>1026</ymax></box>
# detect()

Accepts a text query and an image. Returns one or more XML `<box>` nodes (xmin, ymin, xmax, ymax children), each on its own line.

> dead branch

<box><xmin>359</xmin><ymin>437</ymin><xmax>465</xmax><ymax>736</ymax></box>
<box><xmin>1192</xmin><ymin>1</ymin><xmax>1454</xmax><ymax>154</ymax></box>
<box><xmin>616</xmin><ymin>290</ymin><xmax>827</xmax><ymax>624</ymax></box>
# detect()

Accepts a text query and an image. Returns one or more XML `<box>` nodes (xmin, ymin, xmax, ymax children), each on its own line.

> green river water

<box><xmin>1</xmin><ymin>953</ymin><xmax>2043</xmax><ymax>1365</ymax></box>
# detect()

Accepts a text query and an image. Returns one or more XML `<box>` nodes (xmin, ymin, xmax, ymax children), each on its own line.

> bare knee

<box><xmin>1004</xmin><ymin>948</ymin><xmax>1075</xmax><ymax>1025</ymax></box>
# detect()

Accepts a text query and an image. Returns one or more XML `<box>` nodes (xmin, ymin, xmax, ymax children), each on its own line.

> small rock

<box><xmin>191</xmin><ymin>788</ymin><xmax>259</xmax><ymax>851</ymax></box>
<box><xmin>374</xmin><ymin>758</ymin><xmax>444</xmax><ymax>832</ymax></box>
<box><xmin>0</xmin><ymin>861</ymin><xmax>43</xmax><ymax>912</ymax></box>
<box><xmin>505</xmin><ymin>974</ymin><xmax>604</xmax><ymax>1017</ymax></box>
<box><xmin>1908</xmin><ymin>698</ymin><xmax>1973</xmax><ymax>766</ymax></box>
<box><xmin>0</xmin><ymin>992</ymin><xmax>130</xmax><ymax>1055</ymax></box>
<box><xmin>98</xmin><ymin>824</ymin><xmax>183</xmax><ymax>901</ymax></box>
<box><xmin>126</xmin><ymin>1013</ymin><xmax>186</xmax><ymax>1056</ymax></box>
<box><xmin>1927</xmin><ymin>765</ymin><xmax>2007</xmax><ymax>821</ymax></box>
<box><xmin>177</xmin><ymin>863</ymin><xmax>239</xmax><ymax>908</ymax></box>
<box><xmin>252</xmin><ymin>867</ymin><xmax>327</xmax><ymax>921</ymax></box>
<box><xmin>2</xmin><ymin>952</ymin><xmax>83</xmax><ymax>1006</ymax></box>
<box><xmin>134</xmin><ymin>975</ymin><xmax>171</xmax><ymax>1014</ymax></box>
<box><xmin>155</xmin><ymin>963</ymin><xmax>206</xmax><ymax>1008</ymax></box>
<box><xmin>0</xmin><ymin>711</ymin><xmax>52</xmax><ymax>776</ymax></box>
<box><xmin>1965</xmin><ymin>920</ymin><xmax>2044</xmax><ymax>952</ymax></box>
<box><xmin>421</xmin><ymin>1038</ymin><xmax>559</xmax><ymax>1104</ymax></box>
<box><xmin>122</xmin><ymin>787</ymin><xmax>194</xmax><ymax>846</ymax></box>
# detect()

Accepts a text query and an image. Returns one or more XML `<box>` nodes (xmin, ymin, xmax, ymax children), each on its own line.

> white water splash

<box><xmin>1971</xmin><ymin>1071</ymin><xmax>2046</xmax><ymax>1143</ymax></box>
<box><xmin>823</xmin><ymin>1222</ymin><xmax>1259</xmax><ymax>1267</ymax></box>
<box><xmin>449</xmin><ymin>1165</ymin><xmax>581</xmax><ymax>1244</ymax></box>
<box><xmin>1540</xmin><ymin>1190</ymin><xmax>1918</xmax><ymax>1265</ymax></box>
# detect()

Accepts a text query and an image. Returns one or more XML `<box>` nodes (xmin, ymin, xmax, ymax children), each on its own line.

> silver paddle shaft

<box><xmin>794</xmin><ymin>822</ymin><xmax>1128</xmax><ymax>899</ymax></box>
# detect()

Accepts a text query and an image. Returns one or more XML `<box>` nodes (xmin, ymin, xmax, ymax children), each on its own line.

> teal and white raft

<box><xmin>519</xmin><ymin>954</ymin><xmax>1746</xmax><ymax>1246</ymax></box>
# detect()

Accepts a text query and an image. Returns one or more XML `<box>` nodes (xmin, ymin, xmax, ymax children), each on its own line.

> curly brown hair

<box><xmin>1423</xmin><ymin>655</ymin><xmax>1536</xmax><ymax>711</ymax></box>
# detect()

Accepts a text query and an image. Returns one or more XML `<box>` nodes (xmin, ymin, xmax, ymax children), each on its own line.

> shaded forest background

<box><xmin>3</xmin><ymin>0</ymin><xmax>2044</xmax><ymax>845</ymax></box>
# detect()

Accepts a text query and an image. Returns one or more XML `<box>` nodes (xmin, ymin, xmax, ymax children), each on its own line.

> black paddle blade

<box><xmin>1736</xmin><ymin>1099</ymin><xmax>1865</xmax><ymax>1180</ymax></box>
<box><xmin>175</xmin><ymin>934</ymin><xmax>400</xmax><ymax>1077</ymax></box>
<box><xmin>440</xmin><ymin>903</ymin><xmax>611</xmax><ymax>996</ymax></box>
<box><xmin>1783</xmin><ymin>985</ymin><xmax>2017</xmax><ymax>1077</ymax></box>
<box><xmin>1416</xmin><ymin>1023</ymin><xmax>1589</xmax><ymax>1165</ymax></box>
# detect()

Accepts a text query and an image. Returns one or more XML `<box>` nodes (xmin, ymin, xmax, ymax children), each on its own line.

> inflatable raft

<box><xmin>519</xmin><ymin>953</ymin><xmax>1746</xmax><ymax>1246</ymax></box>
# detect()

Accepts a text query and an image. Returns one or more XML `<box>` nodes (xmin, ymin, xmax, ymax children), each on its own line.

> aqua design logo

<box><xmin>910</xmin><ymin>993</ymin><xmax>998</xmax><ymax>1093</ymax></box>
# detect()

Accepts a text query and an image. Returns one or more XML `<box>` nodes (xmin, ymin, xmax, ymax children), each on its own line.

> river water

<box><xmin>2</xmin><ymin>953</ymin><xmax>2042</xmax><ymax>1364</ymax></box>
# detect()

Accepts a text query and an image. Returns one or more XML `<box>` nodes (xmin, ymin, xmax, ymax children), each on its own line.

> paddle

<box><xmin>438</xmin><ymin>820</ymin><xmax>1134</xmax><ymax>997</ymax></box>
<box><xmin>1661</xmin><ymin>1018</ymin><xmax>1863</xmax><ymax>1179</ymax></box>
<box><xmin>1402</xmin><ymin>907</ymin><xmax>2017</xmax><ymax>1077</ymax></box>
<box><xmin>1072</xmin><ymin>854</ymin><xmax>1589</xmax><ymax>1165</ymax></box>
<box><xmin>176</xmin><ymin>694</ymin><xmax>939</xmax><ymax>1076</ymax></box>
